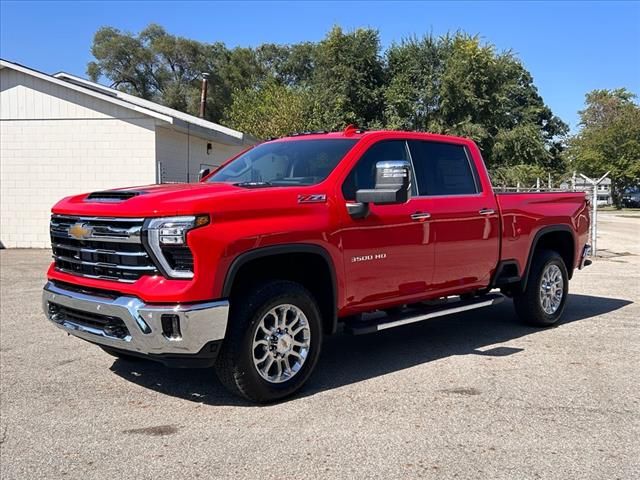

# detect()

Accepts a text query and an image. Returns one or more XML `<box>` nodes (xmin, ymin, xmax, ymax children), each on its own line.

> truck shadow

<box><xmin>109</xmin><ymin>293</ymin><xmax>631</xmax><ymax>406</ymax></box>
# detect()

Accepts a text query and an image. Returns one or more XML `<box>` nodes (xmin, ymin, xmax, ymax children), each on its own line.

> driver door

<box><xmin>339</xmin><ymin>140</ymin><xmax>436</xmax><ymax>311</ymax></box>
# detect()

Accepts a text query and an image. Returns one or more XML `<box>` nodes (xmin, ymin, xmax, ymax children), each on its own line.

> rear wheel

<box><xmin>513</xmin><ymin>249</ymin><xmax>568</xmax><ymax>326</ymax></box>
<box><xmin>215</xmin><ymin>281</ymin><xmax>323</xmax><ymax>403</ymax></box>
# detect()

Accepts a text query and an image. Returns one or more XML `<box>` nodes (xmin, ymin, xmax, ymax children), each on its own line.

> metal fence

<box><xmin>494</xmin><ymin>173</ymin><xmax>610</xmax><ymax>256</ymax></box>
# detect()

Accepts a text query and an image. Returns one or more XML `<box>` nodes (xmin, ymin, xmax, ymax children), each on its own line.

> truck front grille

<box><xmin>50</xmin><ymin>215</ymin><xmax>157</xmax><ymax>283</ymax></box>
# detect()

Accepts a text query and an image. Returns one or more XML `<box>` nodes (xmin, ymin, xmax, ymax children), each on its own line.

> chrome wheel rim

<box><xmin>252</xmin><ymin>304</ymin><xmax>311</xmax><ymax>384</ymax></box>
<box><xmin>539</xmin><ymin>264</ymin><xmax>564</xmax><ymax>314</ymax></box>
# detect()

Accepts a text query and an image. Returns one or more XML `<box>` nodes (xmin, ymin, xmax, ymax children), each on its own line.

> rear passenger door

<box><xmin>408</xmin><ymin>140</ymin><xmax>500</xmax><ymax>294</ymax></box>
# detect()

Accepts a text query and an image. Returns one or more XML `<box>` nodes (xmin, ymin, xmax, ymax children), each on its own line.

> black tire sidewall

<box><xmin>530</xmin><ymin>252</ymin><xmax>569</xmax><ymax>325</ymax></box>
<box><xmin>227</xmin><ymin>281</ymin><xmax>323</xmax><ymax>402</ymax></box>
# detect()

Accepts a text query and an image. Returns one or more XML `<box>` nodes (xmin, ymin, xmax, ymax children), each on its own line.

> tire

<box><xmin>215</xmin><ymin>280</ymin><xmax>323</xmax><ymax>403</ymax></box>
<box><xmin>100</xmin><ymin>346</ymin><xmax>142</xmax><ymax>361</ymax></box>
<box><xmin>513</xmin><ymin>249</ymin><xmax>568</xmax><ymax>327</ymax></box>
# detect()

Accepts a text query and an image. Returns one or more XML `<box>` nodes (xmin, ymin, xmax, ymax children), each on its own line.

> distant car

<box><xmin>622</xmin><ymin>192</ymin><xmax>640</xmax><ymax>208</ymax></box>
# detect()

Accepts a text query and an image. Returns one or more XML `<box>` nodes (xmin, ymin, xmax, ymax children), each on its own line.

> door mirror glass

<box><xmin>355</xmin><ymin>160</ymin><xmax>412</xmax><ymax>205</ymax></box>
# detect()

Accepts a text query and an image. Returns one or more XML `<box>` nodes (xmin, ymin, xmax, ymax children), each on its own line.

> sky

<box><xmin>1</xmin><ymin>0</ymin><xmax>639</xmax><ymax>131</ymax></box>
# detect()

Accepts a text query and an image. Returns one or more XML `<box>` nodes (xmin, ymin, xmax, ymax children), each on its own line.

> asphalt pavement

<box><xmin>1</xmin><ymin>213</ymin><xmax>638</xmax><ymax>479</ymax></box>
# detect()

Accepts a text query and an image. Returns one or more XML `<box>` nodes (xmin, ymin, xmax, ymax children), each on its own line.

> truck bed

<box><xmin>496</xmin><ymin>191</ymin><xmax>590</xmax><ymax>277</ymax></box>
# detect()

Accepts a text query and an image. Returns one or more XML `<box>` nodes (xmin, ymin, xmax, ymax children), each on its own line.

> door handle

<box><xmin>411</xmin><ymin>212</ymin><xmax>431</xmax><ymax>221</ymax></box>
<box><xmin>479</xmin><ymin>208</ymin><xmax>495</xmax><ymax>215</ymax></box>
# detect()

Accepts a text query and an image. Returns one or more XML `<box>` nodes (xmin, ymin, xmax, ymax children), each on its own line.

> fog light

<box><xmin>104</xmin><ymin>322</ymin><xmax>128</xmax><ymax>339</ymax></box>
<box><xmin>48</xmin><ymin>303</ymin><xmax>64</xmax><ymax>324</ymax></box>
<box><xmin>161</xmin><ymin>314</ymin><xmax>182</xmax><ymax>340</ymax></box>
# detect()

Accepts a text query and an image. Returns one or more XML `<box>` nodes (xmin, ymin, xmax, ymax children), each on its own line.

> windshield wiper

<box><xmin>233</xmin><ymin>181</ymin><xmax>273</xmax><ymax>188</ymax></box>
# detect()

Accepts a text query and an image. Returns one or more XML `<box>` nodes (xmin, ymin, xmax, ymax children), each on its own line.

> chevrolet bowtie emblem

<box><xmin>68</xmin><ymin>223</ymin><xmax>93</xmax><ymax>240</ymax></box>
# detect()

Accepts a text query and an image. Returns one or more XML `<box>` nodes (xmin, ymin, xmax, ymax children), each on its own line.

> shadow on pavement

<box><xmin>109</xmin><ymin>293</ymin><xmax>631</xmax><ymax>406</ymax></box>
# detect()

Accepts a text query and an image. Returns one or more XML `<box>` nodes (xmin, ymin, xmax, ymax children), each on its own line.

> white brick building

<box><xmin>0</xmin><ymin>59</ymin><xmax>256</xmax><ymax>248</ymax></box>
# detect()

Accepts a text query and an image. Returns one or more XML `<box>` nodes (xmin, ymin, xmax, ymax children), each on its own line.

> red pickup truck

<box><xmin>43</xmin><ymin>127</ymin><xmax>591</xmax><ymax>402</ymax></box>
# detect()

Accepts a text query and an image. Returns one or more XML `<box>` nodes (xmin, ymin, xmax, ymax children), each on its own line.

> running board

<box><xmin>344</xmin><ymin>293</ymin><xmax>505</xmax><ymax>335</ymax></box>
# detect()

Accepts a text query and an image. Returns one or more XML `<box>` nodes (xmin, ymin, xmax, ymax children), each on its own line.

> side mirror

<box><xmin>199</xmin><ymin>168</ymin><xmax>210</xmax><ymax>181</ymax></box>
<box><xmin>356</xmin><ymin>160</ymin><xmax>412</xmax><ymax>205</ymax></box>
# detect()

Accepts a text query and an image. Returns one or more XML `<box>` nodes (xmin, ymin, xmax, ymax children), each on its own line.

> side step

<box><xmin>344</xmin><ymin>293</ymin><xmax>505</xmax><ymax>335</ymax></box>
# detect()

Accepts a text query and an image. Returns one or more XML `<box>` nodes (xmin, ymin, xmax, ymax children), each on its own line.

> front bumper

<box><xmin>42</xmin><ymin>281</ymin><xmax>229</xmax><ymax>360</ymax></box>
<box><xmin>580</xmin><ymin>244</ymin><xmax>592</xmax><ymax>269</ymax></box>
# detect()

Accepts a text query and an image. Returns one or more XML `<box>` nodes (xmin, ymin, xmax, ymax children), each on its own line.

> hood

<box><xmin>52</xmin><ymin>182</ymin><xmax>250</xmax><ymax>217</ymax></box>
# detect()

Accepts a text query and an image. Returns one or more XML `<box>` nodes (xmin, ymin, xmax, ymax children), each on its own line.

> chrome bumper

<box><xmin>580</xmin><ymin>244</ymin><xmax>592</xmax><ymax>269</ymax></box>
<box><xmin>42</xmin><ymin>281</ymin><xmax>229</xmax><ymax>356</ymax></box>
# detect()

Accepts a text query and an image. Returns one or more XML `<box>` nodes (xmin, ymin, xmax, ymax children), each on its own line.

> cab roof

<box><xmin>268</xmin><ymin>125</ymin><xmax>474</xmax><ymax>146</ymax></box>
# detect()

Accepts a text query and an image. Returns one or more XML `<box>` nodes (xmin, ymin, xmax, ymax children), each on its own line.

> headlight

<box><xmin>143</xmin><ymin>215</ymin><xmax>209</xmax><ymax>279</ymax></box>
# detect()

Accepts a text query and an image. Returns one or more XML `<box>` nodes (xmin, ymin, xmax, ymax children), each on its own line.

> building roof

<box><xmin>0</xmin><ymin>58</ymin><xmax>256</xmax><ymax>146</ymax></box>
<box><xmin>575</xmin><ymin>177</ymin><xmax>612</xmax><ymax>186</ymax></box>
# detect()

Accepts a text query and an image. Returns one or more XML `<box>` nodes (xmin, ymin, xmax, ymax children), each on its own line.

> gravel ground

<box><xmin>1</xmin><ymin>214</ymin><xmax>638</xmax><ymax>480</ymax></box>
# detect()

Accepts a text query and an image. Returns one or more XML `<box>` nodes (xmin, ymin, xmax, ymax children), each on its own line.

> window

<box><xmin>342</xmin><ymin>140</ymin><xmax>412</xmax><ymax>200</ymax></box>
<box><xmin>408</xmin><ymin>141</ymin><xmax>479</xmax><ymax>196</ymax></box>
<box><xmin>209</xmin><ymin>139</ymin><xmax>357</xmax><ymax>186</ymax></box>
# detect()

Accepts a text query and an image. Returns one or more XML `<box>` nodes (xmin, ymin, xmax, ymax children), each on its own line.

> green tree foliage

<box><xmin>384</xmin><ymin>34</ymin><xmax>567</xmax><ymax>171</ymax></box>
<box><xmin>88</xmin><ymin>24</ymin><xmax>262</xmax><ymax>122</ymax></box>
<box><xmin>567</xmin><ymin>89</ymin><xmax>640</xmax><ymax>205</ymax></box>
<box><xmin>310</xmin><ymin>26</ymin><xmax>385</xmax><ymax>129</ymax></box>
<box><xmin>223</xmin><ymin>79</ymin><xmax>317</xmax><ymax>139</ymax></box>
<box><xmin>491</xmin><ymin>164</ymin><xmax>547</xmax><ymax>189</ymax></box>
<box><xmin>384</xmin><ymin>35</ymin><xmax>446</xmax><ymax>131</ymax></box>
<box><xmin>88</xmin><ymin>24</ymin><xmax>569</xmax><ymax>172</ymax></box>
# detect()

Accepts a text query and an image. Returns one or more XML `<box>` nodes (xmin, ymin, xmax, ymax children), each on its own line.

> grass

<box><xmin>598</xmin><ymin>207</ymin><xmax>640</xmax><ymax>212</ymax></box>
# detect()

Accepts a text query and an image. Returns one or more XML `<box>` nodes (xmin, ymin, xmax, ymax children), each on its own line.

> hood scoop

<box><xmin>85</xmin><ymin>190</ymin><xmax>146</xmax><ymax>202</ymax></box>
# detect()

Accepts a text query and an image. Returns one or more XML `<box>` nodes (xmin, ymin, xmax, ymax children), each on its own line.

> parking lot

<box><xmin>1</xmin><ymin>212</ymin><xmax>638</xmax><ymax>480</ymax></box>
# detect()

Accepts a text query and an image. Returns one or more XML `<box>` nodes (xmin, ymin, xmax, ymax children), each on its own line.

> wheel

<box><xmin>215</xmin><ymin>280</ymin><xmax>323</xmax><ymax>403</ymax></box>
<box><xmin>513</xmin><ymin>249</ymin><xmax>568</xmax><ymax>326</ymax></box>
<box><xmin>100</xmin><ymin>346</ymin><xmax>142</xmax><ymax>361</ymax></box>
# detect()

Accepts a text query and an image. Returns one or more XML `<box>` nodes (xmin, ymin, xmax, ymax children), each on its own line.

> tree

<box><xmin>87</xmin><ymin>23</ymin><xmax>569</xmax><ymax>169</ymax></box>
<box><xmin>567</xmin><ymin>89</ymin><xmax>640</xmax><ymax>206</ymax></box>
<box><xmin>491</xmin><ymin>164</ymin><xmax>547</xmax><ymax>190</ymax></box>
<box><xmin>383</xmin><ymin>33</ymin><xmax>567</xmax><ymax>171</ymax></box>
<box><xmin>384</xmin><ymin>35</ymin><xmax>446</xmax><ymax>131</ymax></box>
<box><xmin>223</xmin><ymin>79</ymin><xmax>317</xmax><ymax>139</ymax></box>
<box><xmin>310</xmin><ymin>26</ymin><xmax>385</xmax><ymax>129</ymax></box>
<box><xmin>88</xmin><ymin>24</ymin><xmax>263</xmax><ymax>122</ymax></box>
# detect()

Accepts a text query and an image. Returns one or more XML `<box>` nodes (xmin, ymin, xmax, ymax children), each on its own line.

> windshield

<box><xmin>208</xmin><ymin>139</ymin><xmax>358</xmax><ymax>187</ymax></box>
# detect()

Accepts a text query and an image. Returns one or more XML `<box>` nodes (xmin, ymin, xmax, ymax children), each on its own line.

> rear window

<box><xmin>209</xmin><ymin>139</ymin><xmax>358</xmax><ymax>187</ymax></box>
<box><xmin>409</xmin><ymin>141</ymin><xmax>479</xmax><ymax>196</ymax></box>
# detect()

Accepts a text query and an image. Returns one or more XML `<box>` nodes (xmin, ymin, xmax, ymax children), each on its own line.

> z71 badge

<box><xmin>298</xmin><ymin>194</ymin><xmax>327</xmax><ymax>204</ymax></box>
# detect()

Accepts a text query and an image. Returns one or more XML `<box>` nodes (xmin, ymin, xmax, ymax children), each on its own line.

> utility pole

<box><xmin>579</xmin><ymin>171</ymin><xmax>610</xmax><ymax>256</ymax></box>
<box><xmin>199</xmin><ymin>72</ymin><xmax>210</xmax><ymax>119</ymax></box>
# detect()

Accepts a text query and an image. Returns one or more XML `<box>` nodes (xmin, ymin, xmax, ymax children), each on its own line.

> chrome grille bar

<box><xmin>53</xmin><ymin>255</ymin><xmax>157</xmax><ymax>271</ymax></box>
<box><xmin>52</xmin><ymin>243</ymin><xmax>148</xmax><ymax>257</ymax></box>
<box><xmin>51</xmin><ymin>215</ymin><xmax>145</xmax><ymax>222</ymax></box>
<box><xmin>54</xmin><ymin>267</ymin><xmax>137</xmax><ymax>283</ymax></box>
<box><xmin>50</xmin><ymin>215</ymin><xmax>157</xmax><ymax>283</ymax></box>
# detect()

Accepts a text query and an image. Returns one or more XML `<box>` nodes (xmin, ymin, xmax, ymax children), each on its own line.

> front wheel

<box><xmin>513</xmin><ymin>249</ymin><xmax>568</xmax><ymax>327</ymax></box>
<box><xmin>215</xmin><ymin>281</ymin><xmax>323</xmax><ymax>403</ymax></box>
